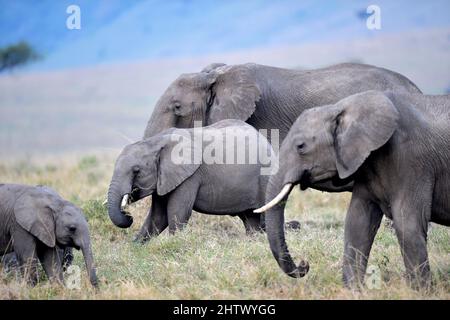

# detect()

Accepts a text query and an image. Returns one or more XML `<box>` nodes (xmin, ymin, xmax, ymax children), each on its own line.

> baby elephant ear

<box><xmin>334</xmin><ymin>91</ymin><xmax>399</xmax><ymax>179</ymax></box>
<box><xmin>201</xmin><ymin>62</ymin><xmax>227</xmax><ymax>73</ymax></box>
<box><xmin>156</xmin><ymin>132</ymin><xmax>202</xmax><ymax>196</ymax></box>
<box><xmin>14</xmin><ymin>191</ymin><xmax>57</xmax><ymax>247</ymax></box>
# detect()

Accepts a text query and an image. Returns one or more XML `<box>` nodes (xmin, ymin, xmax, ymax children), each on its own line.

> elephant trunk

<box><xmin>143</xmin><ymin>102</ymin><xmax>176</xmax><ymax>139</ymax></box>
<box><xmin>80</xmin><ymin>237</ymin><xmax>98</xmax><ymax>287</ymax></box>
<box><xmin>260</xmin><ymin>173</ymin><xmax>309</xmax><ymax>278</ymax></box>
<box><xmin>107</xmin><ymin>178</ymin><xmax>133</xmax><ymax>228</ymax></box>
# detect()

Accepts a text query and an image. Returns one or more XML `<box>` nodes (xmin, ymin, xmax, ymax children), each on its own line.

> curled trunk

<box><xmin>107</xmin><ymin>179</ymin><xmax>133</xmax><ymax>228</ymax></box>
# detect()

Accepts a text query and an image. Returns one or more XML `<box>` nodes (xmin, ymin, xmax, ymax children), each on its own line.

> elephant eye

<box><xmin>297</xmin><ymin>143</ymin><xmax>306</xmax><ymax>154</ymax></box>
<box><xmin>173</xmin><ymin>103</ymin><xmax>182</xmax><ymax>114</ymax></box>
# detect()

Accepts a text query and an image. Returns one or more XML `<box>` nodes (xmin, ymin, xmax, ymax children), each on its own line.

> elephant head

<box><xmin>107</xmin><ymin>130</ymin><xmax>200</xmax><ymax>228</ymax></box>
<box><xmin>143</xmin><ymin>63</ymin><xmax>261</xmax><ymax>138</ymax></box>
<box><xmin>14</xmin><ymin>187</ymin><xmax>98</xmax><ymax>287</ymax></box>
<box><xmin>255</xmin><ymin>90</ymin><xmax>399</xmax><ymax>277</ymax></box>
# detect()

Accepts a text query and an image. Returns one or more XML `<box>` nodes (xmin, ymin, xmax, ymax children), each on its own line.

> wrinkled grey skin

<box><xmin>262</xmin><ymin>90</ymin><xmax>450</xmax><ymax>288</ymax></box>
<box><xmin>0</xmin><ymin>184</ymin><xmax>98</xmax><ymax>287</ymax></box>
<box><xmin>144</xmin><ymin>62</ymin><xmax>421</xmax><ymax>193</ymax></box>
<box><xmin>108</xmin><ymin>120</ymin><xmax>275</xmax><ymax>238</ymax></box>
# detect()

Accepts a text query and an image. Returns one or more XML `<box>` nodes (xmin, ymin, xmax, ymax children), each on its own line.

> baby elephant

<box><xmin>256</xmin><ymin>90</ymin><xmax>450</xmax><ymax>288</ymax></box>
<box><xmin>107</xmin><ymin>119</ymin><xmax>280</xmax><ymax>240</ymax></box>
<box><xmin>0</xmin><ymin>184</ymin><xmax>98</xmax><ymax>287</ymax></box>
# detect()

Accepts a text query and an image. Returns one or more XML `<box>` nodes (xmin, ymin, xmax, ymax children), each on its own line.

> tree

<box><xmin>0</xmin><ymin>41</ymin><xmax>40</xmax><ymax>73</ymax></box>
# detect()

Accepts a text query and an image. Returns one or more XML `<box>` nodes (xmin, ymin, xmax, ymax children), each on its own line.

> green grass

<box><xmin>0</xmin><ymin>153</ymin><xmax>449</xmax><ymax>299</ymax></box>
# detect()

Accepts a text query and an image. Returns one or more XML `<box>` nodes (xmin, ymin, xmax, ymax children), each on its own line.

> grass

<box><xmin>0</xmin><ymin>153</ymin><xmax>449</xmax><ymax>299</ymax></box>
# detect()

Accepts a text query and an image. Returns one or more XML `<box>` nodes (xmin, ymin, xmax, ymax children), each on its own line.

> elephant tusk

<box><xmin>254</xmin><ymin>184</ymin><xmax>293</xmax><ymax>213</ymax></box>
<box><xmin>121</xmin><ymin>194</ymin><xmax>130</xmax><ymax>211</ymax></box>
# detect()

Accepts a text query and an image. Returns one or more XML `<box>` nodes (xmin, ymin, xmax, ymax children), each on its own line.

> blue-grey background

<box><xmin>1</xmin><ymin>0</ymin><xmax>449</xmax><ymax>155</ymax></box>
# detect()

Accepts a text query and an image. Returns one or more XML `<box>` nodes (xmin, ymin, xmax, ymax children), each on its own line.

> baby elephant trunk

<box><xmin>80</xmin><ymin>239</ymin><xmax>98</xmax><ymax>287</ymax></box>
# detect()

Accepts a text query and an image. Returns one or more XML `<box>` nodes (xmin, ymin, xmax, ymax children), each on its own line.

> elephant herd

<box><xmin>1</xmin><ymin>62</ymin><xmax>449</xmax><ymax>290</ymax></box>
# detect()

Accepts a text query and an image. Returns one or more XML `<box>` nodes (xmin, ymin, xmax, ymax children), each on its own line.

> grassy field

<box><xmin>0</xmin><ymin>153</ymin><xmax>449</xmax><ymax>299</ymax></box>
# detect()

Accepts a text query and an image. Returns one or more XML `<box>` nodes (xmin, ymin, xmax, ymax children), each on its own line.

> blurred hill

<box><xmin>0</xmin><ymin>0</ymin><xmax>449</xmax><ymax>155</ymax></box>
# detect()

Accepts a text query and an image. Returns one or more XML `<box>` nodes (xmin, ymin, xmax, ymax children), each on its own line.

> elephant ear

<box><xmin>14</xmin><ymin>190</ymin><xmax>58</xmax><ymax>247</ymax></box>
<box><xmin>201</xmin><ymin>62</ymin><xmax>227</xmax><ymax>73</ymax></box>
<box><xmin>334</xmin><ymin>91</ymin><xmax>399</xmax><ymax>179</ymax></box>
<box><xmin>156</xmin><ymin>132</ymin><xmax>202</xmax><ymax>196</ymax></box>
<box><xmin>207</xmin><ymin>64</ymin><xmax>261</xmax><ymax>123</ymax></box>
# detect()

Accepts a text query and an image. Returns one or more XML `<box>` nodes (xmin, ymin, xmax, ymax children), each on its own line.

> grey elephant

<box><xmin>255</xmin><ymin>90</ymin><xmax>450</xmax><ymax>288</ymax></box>
<box><xmin>143</xmin><ymin>62</ymin><xmax>421</xmax><ymax>193</ymax></box>
<box><xmin>0</xmin><ymin>184</ymin><xmax>98</xmax><ymax>287</ymax></box>
<box><xmin>107</xmin><ymin>120</ymin><xmax>278</xmax><ymax>238</ymax></box>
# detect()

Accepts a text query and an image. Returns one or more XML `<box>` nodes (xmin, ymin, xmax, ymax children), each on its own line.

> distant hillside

<box><xmin>1</xmin><ymin>28</ymin><xmax>449</xmax><ymax>156</ymax></box>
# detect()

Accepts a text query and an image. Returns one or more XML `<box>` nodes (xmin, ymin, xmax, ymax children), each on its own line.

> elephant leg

<box><xmin>167</xmin><ymin>198</ymin><xmax>194</xmax><ymax>234</ymax></box>
<box><xmin>166</xmin><ymin>180</ymin><xmax>198</xmax><ymax>235</ymax></box>
<box><xmin>343</xmin><ymin>191</ymin><xmax>383</xmax><ymax>288</ymax></box>
<box><xmin>37</xmin><ymin>245</ymin><xmax>64</xmax><ymax>284</ymax></box>
<box><xmin>12</xmin><ymin>226</ymin><xmax>39</xmax><ymax>286</ymax></box>
<box><xmin>239</xmin><ymin>210</ymin><xmax>264</xmax><ymax>235</ymax></box>
<box><xmin>391</xmin><ymin>197</ymin><xmax>431</xmax><ymax>289</ymax></box>
<box><xmin>134</xmin><ymin>195</ymin><xmax>168</xmax><ymax>243</ymax></box>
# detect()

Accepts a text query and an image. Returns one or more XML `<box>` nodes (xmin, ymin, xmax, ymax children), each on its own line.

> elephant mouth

<box><xmin>299</xmin><ymin>170</ymin><xmax>337</xmax><ymax>190</ymax></box>
<box><xmin>57</xmin><ymin>238</ymin><xmax>80</xmax><ymax>250</ymax></box>
<box><xmin>130</xmin><ymin>187</ymin><xmax>145</xmax><ymax>202</ymax></box>
<box><xmin>299</xmin><ymin>170</ymin><xmax>312</xmax><ymax>190</ymax></box>
<box><xmin>331</xmin><ymin>173</ymin><xmax>353</xmax><ymax>187</ymax></box>
<box><xmin>120</xmin><ymin>187</ymin><xmax>150</xmax><ymax>211</ymax></box>
<box><xmin>120</xmin><ymin>193</ymin><xmax>133</xmax><ymax>211</ymax></box>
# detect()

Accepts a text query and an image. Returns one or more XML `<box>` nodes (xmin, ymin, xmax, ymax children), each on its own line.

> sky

<box><xmin>1</xmin><ymin>0</ymin><xmax>449</xmax><ymax>72</ymax></box>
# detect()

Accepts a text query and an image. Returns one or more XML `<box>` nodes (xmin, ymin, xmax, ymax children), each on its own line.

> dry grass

<box><xmin>0</xmin><ymin>153</ymin><xmax>449</xmax><ymax>299</ymax></box>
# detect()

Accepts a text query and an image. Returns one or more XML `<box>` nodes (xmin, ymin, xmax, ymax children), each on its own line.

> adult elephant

<box><xmin>143</xmin><ymin>62</ymin><xmax>421</xmax><ymax>192</ymax></box>
<box><xmin>255</xmin><ymin>91</ymin><xmax>450</xmax><ymax>288</ymax></box>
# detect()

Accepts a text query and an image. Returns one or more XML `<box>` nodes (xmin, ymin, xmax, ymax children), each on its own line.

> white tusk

<box><xmin>102</xmin><ymin>199</ymin><xmax>107</xmax><ymax>206</ymax></box>
<box><xmin>121</xmin><ymin>194</ymin><xmax>129</xmax><ymax>211</ymax></box>
<box><xmin>254</xmin><ymin>184</ymin><xmax>293</xmax><ymax>213</ymax></box>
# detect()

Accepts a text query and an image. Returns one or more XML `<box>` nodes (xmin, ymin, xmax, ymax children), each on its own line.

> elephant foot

<box><xmin>285</xmin><ymin>220</ymin><xmax>301</xmax><ymax>230</ymax></box>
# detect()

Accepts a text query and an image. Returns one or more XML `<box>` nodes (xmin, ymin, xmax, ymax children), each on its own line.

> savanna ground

<box><xmin>0</xmin><ymin>153</ymin><xmax>449</xmax><ymax>299</ymax></box>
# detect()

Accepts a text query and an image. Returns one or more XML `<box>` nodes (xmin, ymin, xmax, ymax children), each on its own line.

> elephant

<box><xmin>255</xmin><ymin>90</ymin><xmax>450</xmax><ymax>288</ymax></box>
<box><xmin>0</xmin><ymin>184</ymin><xmax>98</xmax><ymax>287</ymax></box>
<box><xmin>143</xmin><ymin>62</ymin><xmax>421</xmax><ymax>193</ymax></box>
<box><xmin>107</xmin><ymin>119</ymin><xmax>280</xmax><ymax>239</ymax></box>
